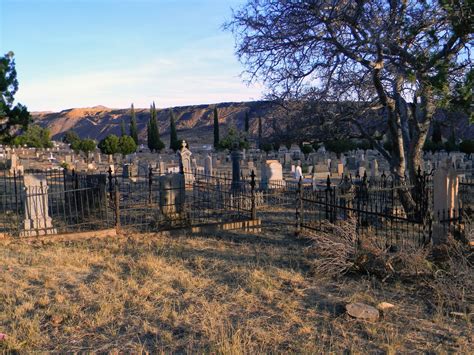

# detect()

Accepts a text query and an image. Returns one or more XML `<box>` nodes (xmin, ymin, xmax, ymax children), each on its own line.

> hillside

<box><xmin>32</xmin><ymin>101</ymin><xmax>473</xmax><ymax>145</ymax></box>
<box><xmin>32</xmin><ymin>102</ymin><xmax>275</xmax><ymax>145</ymax></box>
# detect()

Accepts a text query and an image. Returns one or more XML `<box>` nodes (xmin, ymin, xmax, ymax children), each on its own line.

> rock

<box><xmin>50</xmin><ymin>314</ymin><xmax>63</xmax><ymax>326</ymax></box>
<box><xmin>377</xmin><ymin>302</ymin><xmax>395</xmax><ymax>311</ymax></box>
<box><xmin>346</xmin><ymin>302</ymin><xmax>379</xmax><ymax>321</ymax></box>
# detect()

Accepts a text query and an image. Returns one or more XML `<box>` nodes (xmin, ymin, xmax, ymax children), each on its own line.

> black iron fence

<box><xmin>0</xmin><ymin>167</ymin><xmax>259</xmax><ymax>237</ymax></box>
<box><xmin>0</xmin><ymin>169</ymin><xmax>110</xmax><ymax>237</ymax></box>
<box><xmin>294</xmin><ymin>169</ymin><xmax>470</xmax><ymax>248</ymax></box>
<box><xmin>0</xmin><ymin>165</ymin><xmax>471</xmax><ymax>246</ymax></box>
<box><xmin>105</xmin><ymin>168</ymin><xmax>257</xmax><ymax>232</ymax></box>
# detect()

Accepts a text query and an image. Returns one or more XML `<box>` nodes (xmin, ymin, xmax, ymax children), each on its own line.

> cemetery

<box><xmin>1</xmin><ymin>140</ymin><xmax>472</xmax><ymax>249</ymax></box>
<box><xmin>1</xmin><ymin>0</ymin><xmax>472</xmax><ymax>352</ymax></box>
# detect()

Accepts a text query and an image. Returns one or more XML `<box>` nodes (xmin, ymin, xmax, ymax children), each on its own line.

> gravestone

<box><xmin>295</xmin><ymin>165</ymin><xmax>303</xmax><ymax>180</ymax></box>
<box><xmin>337</xmin><ymin>163</ymin><xmax>344</xmax><ymax>176</ymax></box>
<box><xmin>122</xmin><ymin>164</ymin><xmax>130</xmax><ymax>178</ymax></box>
<box><xmin>159</xmin><ymin>174</ymin><xmax>185</xmax><ymax>218</ymax></box>
<box><xmin>230</xmin><ymin>148</ymin><xmax>243</xmax><ymax>191</ymax></box>
<box><xmin>261</xmin><ymin>160</ymin><xmax>283</xmax><ymax>188</ymax></box>
<box><xmin>433</xmin><ymin>159</ymin><xmax>459</xmax><ymax>244</ymax></box>
<box><xmin>8</xmin><ymin>153</ymin><xmax>19</xmax><ymax>174</ymax></box>
<box><xmin>371</xmin><ymin>159</ymin><xmax>379</xmax><ymax>177</ymax></box>
<box><xmin>204</xmin><ymin>154</ymin><xmax>213</xmax><ymax>177</ymax></box>
<box><xmin>21</xmin><ymin>174</ymin><xmax>57</xmax><ymax>236</ymax></box>
<box><xmin>177</xmin><ymin>140</ymin><xmax>195</xmax><ymax>186</ymax></box>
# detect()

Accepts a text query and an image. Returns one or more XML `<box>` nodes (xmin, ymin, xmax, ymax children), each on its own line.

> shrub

<box><xmin>11</xmin><ymin>125</ymin><xmax>53</xmax><ymax>148</ymax></box>
<box><xmin>301</xmin><ymin>144</ymin><xmax>313</xmax><ymax>155</ymax></box>
<box><xmin>324</xmin><ymin>139</ymin><xmax>356</xmax><ymax>157</ymax></box>
<box><xmin>459</xmin><ymin>139</ymin><xmax>474</xmax><ymax>156</ymax></box>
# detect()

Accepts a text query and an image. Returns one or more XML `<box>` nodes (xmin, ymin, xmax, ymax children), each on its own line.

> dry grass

<box><xmin>0</xmin><ymin>224</ymin><xmax>472</xmax><ymax>353</ymax></box>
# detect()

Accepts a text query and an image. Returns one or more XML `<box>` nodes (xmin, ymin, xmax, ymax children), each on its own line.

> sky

<box><xmin>0</xmin><ymin>0</ymin><xmax>264</xmax><ymax>111</ymax></box>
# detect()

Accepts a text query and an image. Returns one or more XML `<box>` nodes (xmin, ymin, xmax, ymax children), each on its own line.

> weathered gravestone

<box><xmin>230</xmin><ymin>148</ymin><xmax>243</xmax><ymax>191</ymax></box>
<box><xmin>432</xmin><ymin>159</ymin><xmax>459</xmax><ymax>244</ymax></box>
<box><xmin>159</xmin><ymin>174</ymin><xmax>185</xmax><ymax>218</ymax></box>
<box><xmin>21</xmin><ymin>174</ymin><xmax>57</xmax><ymax>237</ymax></box>
<box><xmin>204</xmin><ymin>154</ymin><xmax>213</xmax><ymax>177</ymax></box>
<box><xmin>177</xmin><ymin>140</ymin><xmax>195</xmax><ymax>186</ymax></box>
<box><xmin>295</xmin><ymin>165</ymin><xmax>303</xmax><ymax>180</ymax></box>
<box><xmin>261</xmin><ymin>160</ymin><xmax>283</xmax><ymax>189</ymax></box>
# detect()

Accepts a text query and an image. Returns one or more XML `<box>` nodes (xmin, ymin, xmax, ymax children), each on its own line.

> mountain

<box><xmin>32</xmin><ymin>101</ymin><xmax>473</xmax><ymax>145</ymax></box>
<box><xmin>32</xmin><ymin>101</ymin><xmax>274</xmax><ymax>145</ymax></box>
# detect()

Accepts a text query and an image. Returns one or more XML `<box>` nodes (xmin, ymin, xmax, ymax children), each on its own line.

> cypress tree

<box><xmin>147</xmin><ymin>105</ymin><xmax>153</xmax><ymax>151</ymax></box>
<box><xmin>244</xmin><ymin>112</ymin><xmax>250</xmax><ymax>133</ymax></box>
<box><xmin>120</xmin><ymin>119</ymin><xmax>126</xmax><ymax>137</ymax></box>
<box><xmin>169</xmin><ymin>109</ymin><xmax>180</xmax><ymax>151</ymax></box>
<box><xmin>258</xmin><ymin>117</ymin><xmax>263</xmax><ymax>149</ymax></box>
<box><xmin>148</xmin><ymin>102</ymin><xmax>164</xmax><ymax>152</ymax></box>
<box><xmin>129</xmin><ymin>103</ymin><xmax>138</xmax><ymax>144</ymax></box>
<box><xmin>213</xmin><ymin>106</ymin><xmax>219</xmax><ymax>149</ymax></box>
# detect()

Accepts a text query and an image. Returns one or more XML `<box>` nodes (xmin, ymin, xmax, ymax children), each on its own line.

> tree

<box><xmin>213</xmin><ymin>106</ymin><xmax>220</xmax><ymax>149</ymax></box>
<box><xmin>147</xmin><ymin>102</ymin><xmax>165</xmax><ymax>152</ymax></box>
<box><xmin>227</xmin><ymin>0</ymin><xmax>472</xmax><ymax>212</ymax></box>
<box><xmin>432</xmin><ymin>121</ymin><xmax>443</xmax><ymax>144</ymax></box>
<box><xmin>169</xmin><ymin>109</ymin><xmax>180</xmax><ymax>151</ymax></box>
<box><xmin>257</xmin><ymin>117</ymin><xmax>262</xmax><ymax>149</ymax></box>
<box><xmin>62</xmin><ymin>131</ymin><xmax>80</xmax><ymax>146</ymax></box>
<box><xmin>244</xmin><ymin>111</ymin><xmax>250</xmax><ymax>133</ymax></box>
<box><xmin>325</xmin><ymin>139</ymin><xmax>357</xmax><ymax>158</ymax></box>
<box><xmin>12</xmin><ymin>124</ymin><xmax>53</xmax><ymax>148</ymax></box>
<box><xmin>301</xmin><ymin>144</ymin><xmax>313</xmax><ymax>156</ymax></box>
<box><xmin>444</xmin><ymin>130</ymin><xmax>458</xmax><ymax>153</ymax></box>
<box><xmin>119</xmin><ymin>135</ymin><xmax>137</xmax><ymax>157</ymax></box>
<box><xmin>77</xmin><ymin>139</ymin><xmax>96</xmax><ymax>162</ymax></box>
<box><xmin>459</xmin><ymin>140</ymin><xmax>474</xmax><ymax>157</ymax></box>
<box><xmin>219</xmin><ymin>126</ymin><xmax>250</xmax><ymax>150</ymax></box>
<box><xmin>98</xmin><ymin>134</ymin><xmax>120</xmax><ymax>155</ymax></box>
<box><xmin>0</xmin><ymin>51</ymin><xmax>31</xmax><ymax>143</ymax></box>
<box><xmin>129</xmin><ymin>103</ymin><xmax>138</xmax><ymax>144</ymax></box>
<box><xmin>120</xmin><ymin>119</ymin><xmax>126</xmax><ymax>137</ymax></box>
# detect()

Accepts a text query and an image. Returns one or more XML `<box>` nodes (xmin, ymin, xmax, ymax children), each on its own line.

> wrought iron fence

<box><xmin>294</xmin><ymin>169</ymin><xmax>470</xmax><ymax>248</ymax></box>
<box><xmin>0</xmin><ymin>170</ymin><xmax>110</xmax><ymax>237</ymax></box>
<box><xmin>104</xmin><ymin>168</ymin><xmax>257</xmax><ymax>232</ymax></box>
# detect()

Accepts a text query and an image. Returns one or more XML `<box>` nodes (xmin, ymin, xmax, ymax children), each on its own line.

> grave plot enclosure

<box><xmin>0</xmin><ymin>169</ymin><xmax>109</xmax><ymax>237</ymax></box>
<box><xmin>0</xmin><ymin>165</ymin><xmax>258</xmax><ymax>237</ymax></box>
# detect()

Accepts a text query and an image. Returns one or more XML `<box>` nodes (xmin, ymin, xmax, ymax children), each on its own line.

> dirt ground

<box><xmin>0</xmin><ymin>219</ymin><xmax>472</xmax><ymax>353</ymax></box>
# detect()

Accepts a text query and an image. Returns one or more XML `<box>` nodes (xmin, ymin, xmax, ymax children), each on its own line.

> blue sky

<box><xmin>0</xmin><ymin>0</ymin><xmax>263</xmax><ymax>111</ymax></box>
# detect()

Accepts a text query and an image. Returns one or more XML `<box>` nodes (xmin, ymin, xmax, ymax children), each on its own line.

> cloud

<box><xmin>17</xmin><ymin>35</ymin><xmax>264</xmax><ymax>111</ymax></box>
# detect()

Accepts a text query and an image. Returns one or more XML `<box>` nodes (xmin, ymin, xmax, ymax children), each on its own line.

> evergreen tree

<box><xmin>129</xmin><ymin>103</ymin><xmax>138</xmax><ymax>144</ymax></box>
<box><xmin>147</xmin><ymin>118</ymin><xmax>152</xmax><ymax>151</ymax></box>
<box><xmin>244</xmin><ymin>112</ymin><xmax>250</xmax><ymax>133</ymax></box>
<box><xmin>213</xmin><ymin>106</ymin><xmax>219</xmax><ymax>149</ymax></box>
<box><xmin>169</xmin><ymin>109</ymin><xmax>180</xmax><ymax>151</ymax></box>
<box><xmin>120</xmin><ymin>119</ymin><xmax>126</xmax><ymax>137</ymax></box>
<box><xmin>0</xmin><ymin>51</ymin><xmax>31</xmax><ymax>143</ymax></box>
<box><xmin>432</xmin><ymin>121</ymin><xmax>442</xmax><ymax>144</ymax></box>
<box><xmin>147</xmin><ymin>102</ymin><xmax>164</xmax><ymax>152</ymax></box>
<box><xmin>119</xmin><ymin>135</ymin><xmax>137</xmax><ymax>156</ymax></box>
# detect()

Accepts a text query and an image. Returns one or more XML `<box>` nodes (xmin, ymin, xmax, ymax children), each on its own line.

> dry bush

<box><xmin>304</xmin><ymin>219</ymin><xmax>432</xmax><ymax>280</ymax></box>
<box><xmin>428</xmin><ymin>236</ymin><xmax>474</xmax><ymax>316</ymax></box>
<box><xmin>304</xmin><ymin>219</ymin><xmax>359</xmax><ymax>278</ymax></box>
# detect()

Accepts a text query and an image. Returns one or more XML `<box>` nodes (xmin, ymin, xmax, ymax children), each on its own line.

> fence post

<box><xmin>433</xmin><ymin>159</ymin><xmax>459</xmax><ymax>245</ymax></box>
<box><xmin>114</xmin><ymin>176</ymin><xmax>120</xmax><ymax>232</ymax></box>
<box><xmin>295</xmin><ymin>176</ymin><xmax>303</xmax><ymax>236</ymax></box>
<box><xmin>250</xmin><ymin>170</ymin><xmax>257</xmax><ymax>220</ymax></box>
<box><xmin>148</xmin><ymin>165</ymin><xmax>153</xmax><ymax>204</ymax></box>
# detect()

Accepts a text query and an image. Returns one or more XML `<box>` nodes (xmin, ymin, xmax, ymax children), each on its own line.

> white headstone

<box><xmin>295</xmin><ymin>166</ymin><xmax>303</xmax><ymax>180</ymax></box>
<box><xmin>21</xmin><ymin>175</ymin><xmax>57</xmax><ymax>236</ymax></box>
